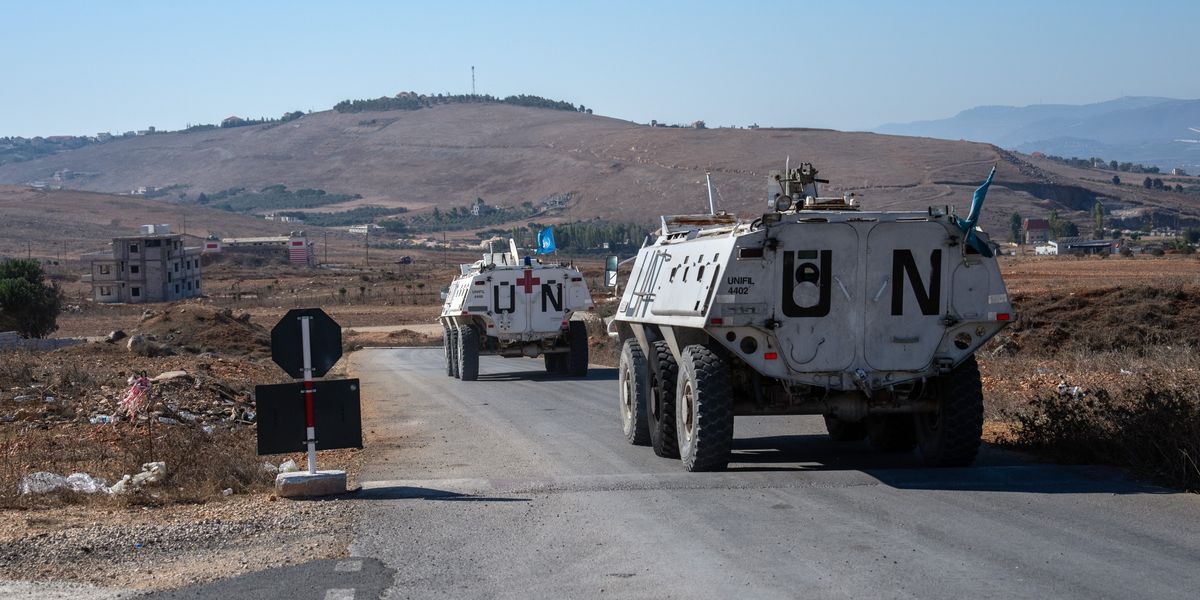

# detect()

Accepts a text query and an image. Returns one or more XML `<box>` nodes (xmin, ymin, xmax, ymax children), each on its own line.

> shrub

<box><xmin>1007</xmin><ymin>383</ymin><xmax>1200</xmax><ymax>490</ymax></box>
<box><xmin>0</xmin><ymin>259</ymin><xmax>64</xmax><ymax>338</ymax></box>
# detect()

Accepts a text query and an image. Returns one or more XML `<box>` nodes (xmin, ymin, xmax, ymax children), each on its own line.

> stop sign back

<box><xmin>270</xmin><ymin>308</ymin><xmax>342</xmax><ymax>378</ymax></box>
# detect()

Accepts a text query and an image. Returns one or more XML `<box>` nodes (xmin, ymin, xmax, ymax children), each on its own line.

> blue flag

<box><xmin>959</xmin><ymin>167</ymin><xmax>995</xmax><ymax>258</ymax></box>
<box><xmin>536</xmin><ymin>226</ymin><xmax>556</xmax><ymax>254</ymax></box>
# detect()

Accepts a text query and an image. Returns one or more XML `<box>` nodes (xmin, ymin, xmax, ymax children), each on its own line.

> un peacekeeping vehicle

<box><xmin>441</xmin><ymin>240</ymin><xmax>594</xmax><ymax>381</ymax></box>
<box><xmin>613</xmin><ymin>162</ymin><xmax>1013</xmax><ymax>471</ymax></box>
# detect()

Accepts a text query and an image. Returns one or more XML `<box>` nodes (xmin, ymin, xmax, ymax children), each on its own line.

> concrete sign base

<box><xmin>276</xmin><ymin>470</ymin><xmax>348</xmax><ymax>498</ymax></box>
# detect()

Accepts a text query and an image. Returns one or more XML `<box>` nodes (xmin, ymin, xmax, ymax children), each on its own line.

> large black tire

<box><xmin>618</xmin><ymin>339</ymin><xmax>651</xmax><ymax>446</ymax></box>
<box><xmin>544</xmin><ymin>353</ymin><xmax>563</xmax><ymax>374</ymax></box>
<box><xmin>566</xmin><ymin>321</ymin><xmax>589</xmax><ymax>377</ymax></box>
<box><xmin>866</xmin><ymin>415</ymin><xmax>917</xmax><ymax>452</ymax></box>
<box><xmin>647</xmin><ymin>340</ymin><xmax>679</xmax><ymax>459</ymax></box>
<box><xmin>915</xmin><ymin>355</ymin><xmax>984</xmax><ymax>467</ymax></box>
<box><xmin>448</xmin><ymin>328</ymin><xmax>460</xmax><ymax>379</ymax></box>
<box><xmin>457</xmin><ymin>325</ymin><xmax>479</xmax><ymax>381</ymax></box>
<box><xmin>675</xmin><ymin>345</ymin><xmax>735</xmax><ymax>472</ymax></box>
<box><xmin>443</xmin><ymin>324</ymin><xmax>454</xmax><ymax>377</ymax></box>
<box><xmin>824</xmin><ymin>415</ymin><xmax>868</xmax><ymax>442</ymax></box>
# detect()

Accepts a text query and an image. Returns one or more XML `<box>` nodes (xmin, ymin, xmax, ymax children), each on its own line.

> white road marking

<box><xmin>334</xmin><ymin>559</ymin><xmax>363</xmax><ymax>572</ymax></box>
<box><xmin>325</xmin><ymin>589</ymin><xmax>356</xmax><ymax>600</ymax></box>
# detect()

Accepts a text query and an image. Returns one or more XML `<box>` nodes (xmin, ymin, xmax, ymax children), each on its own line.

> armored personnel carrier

<box><xmin>440</xmin><ymin>240</ymin><xmax>594</xmax><ymax>381</ymax></box>
<box><xmin>613</xmin><ymin>163</ymin><xmax>1013</xmax><ymax>471</ymax></box>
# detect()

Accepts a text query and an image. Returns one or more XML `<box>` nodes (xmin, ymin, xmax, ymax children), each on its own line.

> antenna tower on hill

<box><xmin>471</xmin><ymin>66</ymin><xmax>476</xmax><ymax>96</ymax></box>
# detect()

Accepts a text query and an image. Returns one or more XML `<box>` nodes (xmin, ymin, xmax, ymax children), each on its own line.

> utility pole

<box><xmin>364</xmin><ymin>227</ymin><xmax>370</xmax><ymax>266</ymax></box>
<box><xmin>324</xmin><ymin>231</ymin><xmax>328</xmax><ymax>264</ymax></box>
<box><xmin>471</xmin><ymin>65</ymin><xmax>475</xmax><ymax>96</ymax></box>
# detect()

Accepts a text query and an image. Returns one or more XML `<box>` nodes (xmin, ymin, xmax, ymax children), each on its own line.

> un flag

<box><xmin>536</xmin><ymin>227</ymin><xmax>556</xmax><ymax>254</ymax></box>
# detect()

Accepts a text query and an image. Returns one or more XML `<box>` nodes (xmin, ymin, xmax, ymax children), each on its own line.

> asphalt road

<box><xmin>340</xmin><ymin>347</ymin><xmax>1200</xmax><ymax>600</ymax></box>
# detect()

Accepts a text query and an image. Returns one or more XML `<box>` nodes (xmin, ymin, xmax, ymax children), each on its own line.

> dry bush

<box><xmin>1005</xmin><ymin>383</ymin><xmax>1200</xmax><ymax>491</ymax></box>
<box><xmin>0</xmin><ymin>424</ymin><xmax>272</xmax><ymax>508</ymax></box>
<box><xmin>0</xmin><ymin>350</ymin><xmax>35</xmax><ymax>387</ymax></box>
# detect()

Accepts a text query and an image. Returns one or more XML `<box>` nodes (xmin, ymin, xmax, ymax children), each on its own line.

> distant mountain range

<box><xmin>876</xmin><ymin>97</ymin><xmax>1200</xmax><ymax>171</ymax></box>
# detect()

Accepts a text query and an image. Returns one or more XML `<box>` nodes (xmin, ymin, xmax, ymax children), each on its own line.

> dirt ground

<box><xmin>999</xmin><ymin>254</ymin><xmax>1200</xmax><ymax>293</ymax></box>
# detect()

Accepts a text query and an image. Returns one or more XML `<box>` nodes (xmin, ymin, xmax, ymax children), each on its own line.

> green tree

<box><xmin>1092</xmin><ymin>202</ymin><xmax>1104</xmax><ymax>238</ymax></box>
<box><xmin>0</xmin><ymin>259</ymin><xmax>64</xmax><ymax>338</ymax></box>
<box><xmin>1111</xmin><ymin>175</ymin><xmax>1121</xmax><ymax>185</ymax></box>
<box><xmin>1143</xmin><ymin>177</ymin><xmax>1153</xmax><ymax>189</ymax></box>
<box><xmin>1009</xmin><ymin>212</ymin><xmax>1022</xmax><ymax>244</ymax></box>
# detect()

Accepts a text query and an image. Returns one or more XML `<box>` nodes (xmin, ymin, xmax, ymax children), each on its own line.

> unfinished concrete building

<box><xmin>85</xmin><ymin>224</ymin><xmax>203</xmax><ymax>303</ymax></box>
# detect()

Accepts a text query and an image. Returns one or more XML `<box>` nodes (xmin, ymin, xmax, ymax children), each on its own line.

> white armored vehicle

<box><xmin>441</xmin><ymin>240</ymin><xmax>594</xmax><ymax>381</ymax></box>
<box><xmin>614</xmin><ymin>163</ymin><xmax>1013</xmax><ymax>471</ymax></box>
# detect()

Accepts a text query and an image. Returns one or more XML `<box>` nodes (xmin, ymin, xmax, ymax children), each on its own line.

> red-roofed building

<box><xmin>1022</xmin><ymin>218</ymin><xmax>1051</xmax><ymax>244</ymax></box>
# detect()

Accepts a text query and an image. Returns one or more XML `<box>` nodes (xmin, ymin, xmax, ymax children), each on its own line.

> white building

<box><xmin>1035</xmin><ymin>242</ymin><xmax>1058</xmax><ymax>256</ymax></box>
<box><xmin>348</xmin><ymin>224</ymin><xmax>385</xmax><ymax>236</ymax></box>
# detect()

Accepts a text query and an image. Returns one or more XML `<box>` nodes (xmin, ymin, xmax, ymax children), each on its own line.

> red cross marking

<box><xmin>516</xmin><ymin>269</ymin><xmax>540</xmax><ymax>294</ymax></box>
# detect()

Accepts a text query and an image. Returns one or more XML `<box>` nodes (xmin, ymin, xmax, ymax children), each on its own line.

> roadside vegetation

<box><xmin>983</xmin><ymin>283</ymin><xmax>1200</xmax><ymax>491</ymax></box>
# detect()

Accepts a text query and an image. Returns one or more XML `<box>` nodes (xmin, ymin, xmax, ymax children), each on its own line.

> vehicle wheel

<box><xmin>618</xmin><ymin>339</ymin><xmax>651</xmax><ymax>446</ymax></box>
<box><xmin>824</xmin><ymin>415</ymin><xmax>868</xmax><ymax>442</ymax></box>
<box><xmin>866</xmin><ymin>415</ymin><xmax>917</xmax><ymax>452</ymax></box>
<box><xmin>443</xmin><ymin>323</ymin><xmax>454</xmax><ymax>377</ymax></box>
<box><xmin>457</xmin><ymin>325</ymin><xmax>479</xmax><ymax>381</ymax></box>
<box><xmin>566</xmin><ymin>321</ymin><xmax>589</xmax><ymax>377</ymax></box>
<box><xmin>647</xmin><ymin>340</ymin><xmax>679</xmax><ymax>459</ymax></box>
<box><xmin>448</xmin><ymin>327</ymin><xmax>460</xmax><ymax>379</ymax></box>
<box><xmin>544</xmin><ymin>353</ymin><xmax>563</xmax><ymax>373</ymax></box>
<box><xmin>915</xmin><ymin>355</ymin><xmax>984</xmax><ymax>467</ymax></box>
<box><xmin>675</xmin><ymin>345</ymin><xmax>734</xmax><ymax>472</ymax></box>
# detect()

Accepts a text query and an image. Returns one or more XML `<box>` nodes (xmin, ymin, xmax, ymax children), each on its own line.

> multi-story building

<box><xmin>1022</xmin><ymin>218</ymin><xmax>1051</xmax><ymax>245</ymax></box>
<box><xmin>86</xmin><ymin>225</ymin><xmax>203</xmax><ymax>304</ymax></box>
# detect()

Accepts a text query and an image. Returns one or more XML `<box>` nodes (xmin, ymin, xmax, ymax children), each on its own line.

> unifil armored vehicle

<box><xmin>441</xmin><ymin>240</ymin><xmax>594</xmax><ymax>380</ymax></box>
<box><xmin>613</xmin><ymin>162</ymin><xmax>1013</xmax><ymax>471</ymax></box>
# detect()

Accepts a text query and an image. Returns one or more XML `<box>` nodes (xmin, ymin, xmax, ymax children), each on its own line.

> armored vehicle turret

<box><xmin>613</xmin><ymin>162</ymin><xmax>1013</xmax><ymax>471</ymax></box>
<box><xmin>440</xmin><ymin>240</ymin><xmax>594</xmax><ymax>380</ymax></box>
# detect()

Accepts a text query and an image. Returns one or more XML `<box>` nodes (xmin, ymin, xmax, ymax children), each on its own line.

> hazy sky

<box><xmin>3</xmin><ymin>0</ymin><xmax>1198</xmax><ymax>137</ymax></box>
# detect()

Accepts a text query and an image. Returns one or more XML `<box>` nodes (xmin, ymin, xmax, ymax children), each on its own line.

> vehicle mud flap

<box><xmin>675</xmin><ymin>345</ymin><xmax>734</xmax><ymax>472</ymax></box>
<box><xmin>647</xmin><ymin>340</ymin><xmax>679</xmax><ymax>458</ymax></box>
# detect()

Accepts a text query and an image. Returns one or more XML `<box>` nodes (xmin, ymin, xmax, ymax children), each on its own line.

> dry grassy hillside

<box><xmin>0</xmin><ymin>186</ymin><xmax>294</xmax><ymax>257</ymax></box>
<box><xmin>2</xmin><ymin>104</ymin><xmax>1196</xmax><ymax>235</ymax></box>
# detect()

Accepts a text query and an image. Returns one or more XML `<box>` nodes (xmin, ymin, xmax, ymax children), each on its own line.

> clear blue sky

<box><xmin>3</xmin><ymin>0</ymin><xmax>1198</xmax><ymax>137</ymax></box>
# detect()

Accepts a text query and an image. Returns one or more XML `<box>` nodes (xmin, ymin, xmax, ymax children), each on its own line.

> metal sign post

<box><xmin>259</xmin><ymin>307</ymin><xmax>361</xmax><ymax>497</ymax></box>
<box><xmin>300</xmin><ymin>315</ymin><xmax>317</xmax><ymax>474</ymax></box>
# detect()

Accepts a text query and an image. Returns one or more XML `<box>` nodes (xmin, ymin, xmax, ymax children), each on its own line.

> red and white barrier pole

<box><xmin>300</xmin><ymin>315</ymin><xmax>317</xmax><ymax>474</ymax></box>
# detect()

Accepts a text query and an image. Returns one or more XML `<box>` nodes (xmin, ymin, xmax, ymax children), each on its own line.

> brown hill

<box><xmin>1</xmin><ymin>104</ymin><xmax>1196</xmax><ymax>235</ymax></box>
<box><xmin>0</xmin><ymin>186</ymin><xmax>293</xmax><ymax>258</ymax></box>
